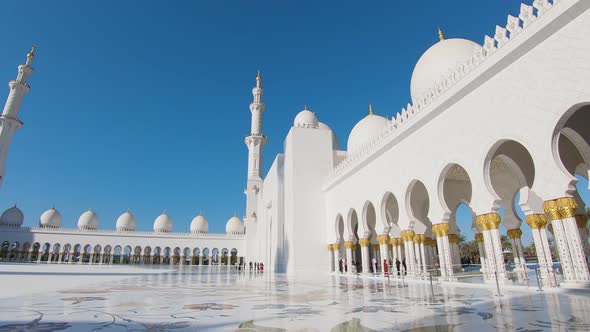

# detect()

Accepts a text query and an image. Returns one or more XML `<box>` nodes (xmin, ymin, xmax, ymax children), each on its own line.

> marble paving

<box><xmin>0</xmin><ymin>264</ymin><xmax>589</xmax><ymax>331</ymax></box>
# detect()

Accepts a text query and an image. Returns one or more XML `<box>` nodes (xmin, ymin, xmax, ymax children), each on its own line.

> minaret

<box><xmin>0</xmin><ymin>46</ymin><xmax>35</xmax><ymax>187</ymax></box>
<box><xmin>244</xmin><ymin>70</ymin><xmax>267</xmax><ymax>224</ymax></box>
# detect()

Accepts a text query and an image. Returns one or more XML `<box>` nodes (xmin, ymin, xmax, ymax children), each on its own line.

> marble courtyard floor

<box><xmin>0</xmin><ymin>264</ymin><xmax>589</xmax><ymax>331</ymax></box>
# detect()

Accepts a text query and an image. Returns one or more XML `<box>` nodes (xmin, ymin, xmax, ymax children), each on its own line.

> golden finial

<box><xmin>438</xmin><ymin>28</ymin><xmax>445</xmax><ymax>41</ymax></box>
<box><xmin>256</xmin><ymin>69</ymin><xmax>261</xmax><ymax>82</ymax></box>
<box><xmin>26</xmin><ymin>45</ymin><xmax>36</xmax><ymax>62</ymax></box>
<box><xmin>369</xmin><ymin>103</ymin><xmax>374</xmax><ymax>115</ymax></box>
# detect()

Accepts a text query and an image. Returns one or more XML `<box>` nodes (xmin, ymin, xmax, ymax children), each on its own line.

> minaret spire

<box><xmin>438</xmin><ymin>28</ymin><xmax>445</xmax><ymax>41</ymax></box>
<box><xmin>0</xmin><ymin>46</ymin><xmax>35</xmax><ymax>187</ymax></box>
<box><xmin>244</xmin><ymin>70</ymin><xmax>268</xmax><ymax>224</ymax></box>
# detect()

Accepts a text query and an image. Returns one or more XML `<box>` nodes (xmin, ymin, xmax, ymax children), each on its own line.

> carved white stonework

<box><xmin>345</xmin><ymin>247</ymin><xmax>353</xmax><ymax>275</ymax></box>
<box><xmin>506</xmin><ymin>15</ymin><xmax>523</xmax><ymax>37</ymax></box>
<box><xmin>533</xmin><ymin>0</ymin><xmax>553</xmax><ymax>16</ymax></box>
<box><xmin>551</xmin><ymin>220</ymin><xmax>575</xmax><ymax>281</ymax></box>
<box><xmin>361</xmin><ymin>246</ymin><xmax>370</xmax><ymax>274</ymax></box>
<box><xmin>494</xmin><ymin>25</ymin><xmax>510</xmax><ymax>48</ymax></box>
<box><xmin>562</xmin><ymin>217</ymin><xmax>590</xmax><ymax>281</ymax></box>
<box><xmin>519</xmin><ymin>4</ymin><xmax>536</xmax><ymax>28</ymax></box>
<box><xmin>477</xmin><ymin>241</ymin><xmax>488</xmax><ymax>281</ymax></box>
<box><xmin>404</xmin><ymin>241</ymin><xmax>416</xmax><ymax>276</ymax></box>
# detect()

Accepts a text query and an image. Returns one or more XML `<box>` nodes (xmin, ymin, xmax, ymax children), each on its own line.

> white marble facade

<box><xmin>1</xmin><ymin>0</ymin><xmax>590</xmax><ymax>289</ymax></box>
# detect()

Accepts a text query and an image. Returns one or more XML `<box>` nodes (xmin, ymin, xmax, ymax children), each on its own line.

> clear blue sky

<box><xmin>0</xmin><ymin>1</ymin><xmax>587</xmax><ymax>243</ymax></box>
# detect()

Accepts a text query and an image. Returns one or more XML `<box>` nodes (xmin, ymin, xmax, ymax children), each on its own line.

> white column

<box><xmin>476</xmin><ymin>235</ymin><xmax>488</xmax><ymax>280</ymax></box>
<box><xmin>344</xmin><ymin>241</ymin><xmax>354</xmax><ymax>274</ymax></box>
<box><xmin>401</xmin><ymin>230</ymin><xmax>416</xmax><ymax>276</ymax></box>
<box><xmin>433</xmin><ymin>223</ymin><xmax>453</xmax><ymax>278</ymax></box>
<box><xmin>527</xmin><ymin>215</ymin><xmax>554</xmax><ymax>282</ymax></box>
<box><xmin>358</xmin><ymin>239</ymin><xmax>369</xmax><ymax>274</ymax></box>
<box><xmin>377</xmin><ymin>235</ymin><xmax>390</xmax><ymax>274</ymax></box>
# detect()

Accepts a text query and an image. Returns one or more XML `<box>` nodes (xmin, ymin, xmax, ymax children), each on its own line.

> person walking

<box><xmin>344</xmin><ymin>259</ymin><xmax>348</xmax><ymax>273</ymax></box>
<box><xmin>395</xmin><ymin>258</ymin><xmax>401</xmax><ymax>276</ymax></box>
<box><xmin>383</xmin><ymin>259</ymin><xmax>389</xmax><ymax>276</ymax></box>
<box><xmin>338</xmin><ymin>258</ymin><xmax>343</xmax><ymax>273</ymax></box>
<box><xmin>371</xmin><ymin>257</ymin><xmax>377</xmax><ymax>274</ymax></box>
<box><xmin>402</xmin><ymin>258</ymin><xmax>407</xmax><ymax>275</ymax></box>
<box><xmin>249</xmin><ymin>261</ymin><xmax>253</xmax><ymax>271</ymax></box>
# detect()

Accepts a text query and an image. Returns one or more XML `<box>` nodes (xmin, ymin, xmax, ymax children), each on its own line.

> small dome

<box><xmin>410</xmin><ymin>37</ymin><xmax>481</xmax><ymax>102</ymax></box>
<box><xmin>294</xmin><ymin>107</ymin><xmax>319</xmax><ymax>128</ymax></box>
<box><xmin>77</xmin><ymin>209</ymin><xmax>99</xmax><ymax>230</ymax></box>
<box><xmin>190</xmin><ymin>214</ymin><xmax>209</xmax><ymax>234</ymax></box>
<box><xmin>39</xmin><ymin>208</ymin><xmax>62</xmax><ymax>228</ymax></box>
<box><xmin>116</xmin><ymin>210</ymin><xmax>136</xmax><ymax>231</ymax></box>
<box><xmin>225</xmin><ymin>216</ymin><xmax>244</xmax><ymax>234</ymax></box>
<box><xmin>153</xmin><ymin>212</ymin><xmax>173</xmax><ymax>233</ymax></box>
<box><xmin>347</xmin><ymin>108</ymin><xmax>389</xmax><ymax>153</ymax></box>
<box><xmin>0</xmin><ymin>205</ymin><xmax>23</xmax><ymax>227</ymax></box>
<box><xmin>318</xmin><ymin>122</ymin><xmax>341</xmax><ymax>150</ymax></box>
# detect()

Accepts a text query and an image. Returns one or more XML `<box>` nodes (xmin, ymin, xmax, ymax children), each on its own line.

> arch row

<box><xmin>328</xmin><ymin>103</ymin><xmax>590</xmax><ymax>284</ymax></box>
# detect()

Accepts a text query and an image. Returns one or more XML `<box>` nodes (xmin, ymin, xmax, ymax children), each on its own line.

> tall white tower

<box><xmin>244</xmin><ymin>70</ymin><xmax>267</xmax><ymax>224</ymax></box>
<box><xmin>0</xmin><ymin>47</ymin><xmax>35</xmax><ymax>187</ymax></box>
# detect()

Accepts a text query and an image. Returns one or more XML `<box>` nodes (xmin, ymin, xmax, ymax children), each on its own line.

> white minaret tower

<box><xmin>244</xmin><ymin>70</ymin><xmax>267</xmax><ymax>224</ymax></box>
<box><xmin>0</xmin><ymin>46</ymin><xmax>35</xmax><ymax>187</ymax></box>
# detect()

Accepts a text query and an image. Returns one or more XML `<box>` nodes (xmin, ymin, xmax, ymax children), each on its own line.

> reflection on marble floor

<box><xmin>1</xmin><ymin>267</ymin><xmax>590</xmax><ymax>331</ymax></box>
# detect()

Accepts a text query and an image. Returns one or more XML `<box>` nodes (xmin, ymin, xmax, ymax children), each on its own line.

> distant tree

<box><xmin>500</xmin><ymin>235</ymin><xmax>512</xmax><ymax>251</ymax></box>
<box><xmin>522</xmin><ymin>243</ymin><xmax>536</xmax><ymax>257</ymax></box>
<box><xmin>458</xmin><ymin>234</ymin><xmax>467</xmax><ymax>244</ymax></box>
<box><xmin>459</xmin><ymin>240</ymin><xmax>479</xmax><ymax>258</ymax></box>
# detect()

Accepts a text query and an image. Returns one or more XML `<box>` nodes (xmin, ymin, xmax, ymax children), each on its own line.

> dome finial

<box><xmin>438</xmin><ymin>28</ymin><xmax>445</xmax><ymax>41</ymax></box>
<box><xmin>26</xmin><ymin>44</ymin><xmax>36</xmax><ymax>64</ymax></box>
<box><xmin>256</xmin><ymin>69</ymin><xmax>261</xmax><ymax>82</ymax></box>
<box><xmin>369</xmin><ymin>103</ymin><xmax>374</xmax><ymax>115</ymax></box>
<box><xmin>304</xmin><ymin>104</ymin><xmax>308</xmax><ymax>111</ymax></box>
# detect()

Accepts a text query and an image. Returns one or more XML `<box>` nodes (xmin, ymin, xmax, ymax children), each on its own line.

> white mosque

<box><xmin>1</xmin><ymin>0</ymin><xmax>590</xmax><ymax>287</ymax></box>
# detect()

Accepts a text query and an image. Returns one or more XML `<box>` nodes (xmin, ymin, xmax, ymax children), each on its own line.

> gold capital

<box><xmin>344</xmin><ymin>241</ymin><xmax>355</xmax><ymax>249</ymax></box>
<box><xmin>369</xmin><ymin>103</ymin><xmax>374</xmax><ymax>115</ymax></box>
<box><xmin>400</xmin><ymin>230</ymin><xmax>416</xmax><ymax>242</ymax></box>
<box><xmin>475</xmin><ymin>233</ymin><xmax>484</xmax><ymax>243</ymax></box>
<box><xmin>476</xmin><ymin>213</ymin><xmax>501</xmax><ymax>230</ymax></box>
<box><xmin>327</xmin><ymin>244</ymin><xmax>333</xmax><ymax>251</ymax></box>
<box><xmin>432</xmin><ymin>223</ymin><xmax>450</xmax><ymax>237</ymax></box>
<box><xmin>525</xmin><ymin>214</ymin><xmax>547</xmax><ymax>229</ymax></box>
<box><xmin>507</xmin><ymin>228</ymin><xmax>522</xmax><ymax>239</ymax></box>
<box><xmin>556</xmin><ymin>197</ymin><xmax>577</xmax><ymax>219</ymax></box>
<box><xmin>413</xmin><ymin>234</ymin><xmax>425</xmax><ymax>244</ymax></box>
<box><xmin>372</xmin><ymin>244</ymin><xmax>380</xmax><ymax>251</ymax></box>
<box><xmin>377</xmin><ymin>234</ymin><xmax>390</xmax><ymax>245</ymax></box>
<box><xmin>359</xmin><ymin>238</ymin><xmax>371</xmax><ymax>247</ymax></box>
<box><xmin>448</xmin><ymin>233</ymin><xmax>460</xmax><ymax>244</ymax></box>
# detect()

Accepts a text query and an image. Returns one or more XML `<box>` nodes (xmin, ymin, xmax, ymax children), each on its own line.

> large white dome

<box><xmin>410</xmin><ymin>37</ymin><xmax>481</xmax><ymax>102</ymax></box>
<box><xmin>39</xmin><ymin>208</ymin><xmax>62</xmax><ymax>228</ymax></box>
<box><xmin>77</xmin><ymin>209</ymin><xmax>99</xmax><ymax>230</ymax></box>
<box><xmin>347</xmin><ymin>107</ymin><xmax>389</xmax><ymax>153</ymax></box>
<box><xmin>190</xmin><ymin>214</ymin><xmax>209</xmax><ymax>234</ymax></box>
<box><xmin>153</xmin><ymin>212</ymin><xmax>173</xmax><ymax>233</ymax></box>
<box><xmin>0</xmin><ymin>205</ymin><xmax>23</xmax><ymax>227</ymax></box>
<box><xmin>225</xmin><ymin>216</ymin><xmax>244</xmax><ymax>234</ymax></box>
<box><xmin>293</xmin><ymin>107</ymin><xmax>319</xmax><ymax>128</ymax></box>
<box><xmin>318</xmin><ymin>122</ymin><xmax>340</xmax><ymax>150</ymax></box>
<box><xmin>116</xmin><ymin>210</ymin><xmax>136</xmax><ymax>231</ymax></box>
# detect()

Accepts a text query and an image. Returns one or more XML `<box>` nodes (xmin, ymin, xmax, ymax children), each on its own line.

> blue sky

<box><xmin>0</xmin><ymin>1</ymin><xmax>586</xmax><ymax>243</ymax></box>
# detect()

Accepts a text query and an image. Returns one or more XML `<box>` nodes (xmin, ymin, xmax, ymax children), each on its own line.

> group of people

<box><xmin>248</xmin><ymin>261</ymin><xmax>264</xmax><ymax>272</ymax></box>
<box><xmin>337</xmin><ymin>256</ymin><xmax>408</xmax><ymax>276</ymax></box>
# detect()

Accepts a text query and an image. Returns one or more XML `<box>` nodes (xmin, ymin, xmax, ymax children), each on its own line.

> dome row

<box><xmin>0</xmin><ymin>206</ymin><xmax>244</xmax><ymax>234</ymax></box>
<box><xmin>302</xmin><ymin>35</ymin><xmax>482</xmax><ymax>154</ymax></box>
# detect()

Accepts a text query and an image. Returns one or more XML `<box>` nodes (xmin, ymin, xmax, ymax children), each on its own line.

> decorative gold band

<box><xmin>413</xmin><ymin>234</ymin><xmax>425</xmax><ymax>244</ymax></box>
<box><xmin>344</xmin><ymin>241</ymin><xmax>355</xmax><ymax>249</ymax></box>
<box><xmin>376</xmin><ymin>234</ymin><xmax>390</xmax><ymax>245</ymax></box>
<box><xmin>448</xmin><ymin>234</ymin><xmax>460</xmax><ymax>244</ymax></box>
<box><xmin>543</xmin><ymin>197</ymin><xmax>577</xmax><ymax>220</ymax></box>
<box><xmin>507</xmin><ymin>228</ymin><xmax>522</xmax><ymax>239</ymax></box>
<box><xmin>475</xmin><ymin>233</ymin><xmax>484</xmax><ymax>243</ymax></box>
<box><xmin>476</xmin><ymin>213</ymin><xmax>501</xmax><ymax>230</ymax></box>
<box><xmin>359</xmin><ymin>238</ymin><xmax>371</xmax><ymax>247</ymax></box>
<box><xmin>525</xmin><ymin>214</ymin><xmax>547</xmax><ymax>229</ymax></box>
<box><xmin>400</xmin><ymin>230</ymin><xmax>416</xmax><ymax>242</ymax></box>
<box><xmin>432</xmin><ymin>223</ymin><xmax>450</xmax><ymax>237</ymax></box>
<box><xmin>372</xmin><ymin>245</ymin><xmax>380</xmax><ymax>251</ymax></box>
<box><xmin>327</xmin><ymin>244</ymin><xmax>333</xmax><ymax>251</ymax></box>
<box><xmin>332</xmin><ymin>243</ymin><xmax>340</xmax><ymax>251</ymax></box>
